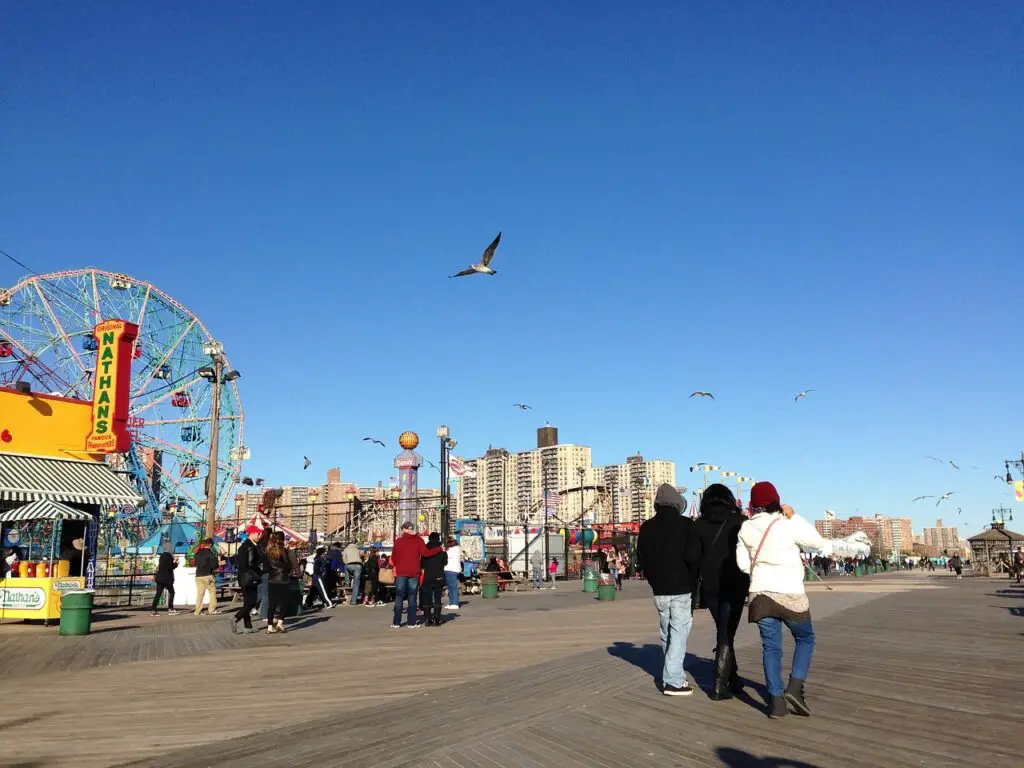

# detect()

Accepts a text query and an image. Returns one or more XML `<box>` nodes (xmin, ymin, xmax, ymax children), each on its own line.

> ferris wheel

<box><xmin>0</xmin><ymin>268</ymin><xmax>245</xmax><ymax>529</ymax></box>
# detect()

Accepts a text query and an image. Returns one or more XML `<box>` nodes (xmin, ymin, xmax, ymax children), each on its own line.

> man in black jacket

<box><xmin>193</xmin><ymin>539</ymin><xmax>220</xmax><ymax>616</ymax></box>
<box><xmin>231</xmin><ymin>529</ymin><xmax>263</xmax><ymax>634</ymax></box>
<box><xmin>636</xmin><ymin>484</ymin><xmax>702</xmax><ymax>696</ymax></box>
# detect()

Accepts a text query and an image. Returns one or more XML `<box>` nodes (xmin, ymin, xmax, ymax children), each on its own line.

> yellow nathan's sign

<box><xmin>1015</xmin><ymin>481</ymin><xmax>1023</xmax><ymax>504</ymax></box>
<box><xmin>85</xmin><ymin>319</ymin><xmax>139</xmax><ymax>454</ymax></box>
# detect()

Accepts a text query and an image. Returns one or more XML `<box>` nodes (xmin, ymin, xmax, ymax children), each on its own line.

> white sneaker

<box><xmin>446</xmin><ymin>605</ymin><xmax>460</xmax><ymax>611</ymax></box>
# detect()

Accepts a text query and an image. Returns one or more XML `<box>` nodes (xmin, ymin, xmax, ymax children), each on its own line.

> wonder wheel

<box><xmin>0</xmin><ymin>268</ymin><xmax>245</xmax><ymax>532</ymax></box>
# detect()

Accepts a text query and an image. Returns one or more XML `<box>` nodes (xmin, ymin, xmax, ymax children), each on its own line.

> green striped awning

<box><xmin>0</xmin><ymin>499</ymin><xmax>94</xmax><ymax>522</ymax></box>
<box><xmin>0</xmin><ymin>453</ymin><xmax>143</xmax><ymax>506</ymax></box>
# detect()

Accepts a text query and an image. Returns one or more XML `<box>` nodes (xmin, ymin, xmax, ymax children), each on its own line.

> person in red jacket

<box><xmin>390</xmin><ymin>521</ymin><xmax>443</xmax><ymax>628</ymax></box>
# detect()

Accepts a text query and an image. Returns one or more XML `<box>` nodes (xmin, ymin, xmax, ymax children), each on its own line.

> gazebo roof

<box><xmin>967</xmin><ymin>527</ymin><xmax>1024</xmax><ymax>543</ymax></box>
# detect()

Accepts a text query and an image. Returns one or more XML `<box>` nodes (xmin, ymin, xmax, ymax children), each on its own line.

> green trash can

<box><xmin>597</xmin><ymin>581</ymin><xmax>616</xmax><ymax>601</ymax></box>
<box><xmin>854</xmin><ymin>565</ymin><xmax>862</xmax><ymax>577</ymax></box>
<box><xmin>59</xmin><ymin>590</ymin><xmax>95</xmax><ymax>636</ymax></box>
<box><xmin>480</xmin><ymin>571</ymin><xmax>499</xmax><ymax>599</ymax></box>
<box><xmin>582</xmin><ymin>569</ymin><xmax>598</xmax><ymax>593</ymax></box>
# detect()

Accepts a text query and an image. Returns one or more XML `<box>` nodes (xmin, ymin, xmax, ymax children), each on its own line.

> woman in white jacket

<box><xmin>736</xmin><ymin>481</ymin><xmax>825</xmax><ymax>719</ymax></box>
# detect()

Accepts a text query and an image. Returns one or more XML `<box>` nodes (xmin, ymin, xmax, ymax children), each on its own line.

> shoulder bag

<box><xmin>691</xmin><ymin>523</ymin><xmax>727</xmax><ymax>614</ymax></box>
<box><xmin>750</xmin><ymin>518</ymin><xmax>782</xmax><ymax>574</ymax></box>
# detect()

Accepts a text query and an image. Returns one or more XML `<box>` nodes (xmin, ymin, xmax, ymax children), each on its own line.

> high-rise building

<box><xmin>814</xmin><ymin>514</ymin><xmax>915</xmax><ymax>554</ymax></box>
<box><xmin>922</xmin><ymin>518</ymin><xmax>960</xmax><ymax>553</ymax></box>
<box><xmin>454</xmin><ymin>436</ymin><xmax>674</xmax><ymax>526</ymax></box>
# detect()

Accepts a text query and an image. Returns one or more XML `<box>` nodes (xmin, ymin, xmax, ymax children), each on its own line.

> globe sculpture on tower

<box><xmin>394</xmin><ymin>431</ymin><xmax>423</xmax><ymax>533</ymax></box>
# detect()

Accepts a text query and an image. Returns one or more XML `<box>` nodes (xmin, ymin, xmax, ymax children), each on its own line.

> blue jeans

<box><xmin>258</xmin><ymin>574</ymin><xmax>269</xmax><ymax>620</ymax></box>
<box><xmin>653</xmin><ymin>594</ymin><xmax>692</xmax><ymax>688</ymax></box>
<box><xmin>345</xmin><ymin>564</ymin><xmax>362</xmax><ymax>604</ymax></box>
<box><xmin>444</xmin><ymin>571</ymin><xmax>460</xmax><ymax>607</ymax></box>
<box><xmin>757</xmin><ymin>616</ymin><xmax>815</xmax><ymax>697</ymax></box>
<box><xmin>531</xmin><ymin>567</ymin><xmax>542</xmax><ymax>589</ymax></box>
<box><xmin>393</xmin><ymin>576</ymin><xmax>419</xmax><ymax>626</ymax></box>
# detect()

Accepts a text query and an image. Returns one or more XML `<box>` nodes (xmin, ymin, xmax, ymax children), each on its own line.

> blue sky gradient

<box><xmin>3</xmin><ymin>2</ymin><xmax>1022</xmax><ymax>532</ymax></box>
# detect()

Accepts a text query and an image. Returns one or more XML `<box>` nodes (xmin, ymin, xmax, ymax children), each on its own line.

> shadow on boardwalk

<box><xmin>717</xmin><ymin>747</ymin><xmax>824</xmax><ymax>768</ymax></box>
<box><xmin>607</xmin><ymin>641</ymin><xmax>768</xmax><ymax>710</ymax></box>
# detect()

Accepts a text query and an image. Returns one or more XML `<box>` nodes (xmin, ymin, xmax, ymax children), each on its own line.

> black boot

<box><xmin>784</xmin><ymin>677</ymin><xmax>811</xmax><ymax>716</ymax></box>
<box><xmin>709</xmin><ymin>645</ymin><xmax>734</xmax><ymax>700</ymax></box>
<box><xmin>767</xmin><ymin>695</ymin><xmax>789</xmax><ymax>718</ymax></box>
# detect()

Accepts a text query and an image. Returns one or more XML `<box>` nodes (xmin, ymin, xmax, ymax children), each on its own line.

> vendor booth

<box><xmin>0</xmin><ymin>500</ymin><xmax>90</xmax><ymax>623</ymax></box>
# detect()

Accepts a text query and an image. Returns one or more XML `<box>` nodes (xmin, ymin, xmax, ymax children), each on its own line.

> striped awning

<box><xmin>0</xmin><ymin>499</ymin><xmax>94</xmax><ymax>522</ymax></box>
<box><xmin>0</xmin><ymin>453</ymin><xmax>143</xmax><ymax>506</ymax></box>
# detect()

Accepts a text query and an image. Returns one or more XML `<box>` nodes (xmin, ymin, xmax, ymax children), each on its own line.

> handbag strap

<box><xmin>750</xmin><ymin>518</ymin><xmax>782</xmax><ymax>572</ymax></box>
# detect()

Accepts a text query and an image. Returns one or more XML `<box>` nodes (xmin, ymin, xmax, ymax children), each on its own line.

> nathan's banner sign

<box><xmin>0</xmin><ymin>587</ymin><xmax>46</xmax><ymax>611</ymax></box>
<box><xmin>86</xmin><ymin>319</ymin><xmax>139</xmax><ymax>454</ymax></box>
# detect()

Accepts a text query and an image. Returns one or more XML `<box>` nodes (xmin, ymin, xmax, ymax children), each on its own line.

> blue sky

<box><xmin>3</xmin><ymin>2</ymin><xmax>1022</xmax><ymax>533</ymax></box>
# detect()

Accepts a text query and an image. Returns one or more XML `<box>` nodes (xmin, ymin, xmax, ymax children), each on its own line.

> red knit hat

<box><xmin>749</xmin><ymin>481</ymin><xmax>780</xmax><ymax>509</ymax></box>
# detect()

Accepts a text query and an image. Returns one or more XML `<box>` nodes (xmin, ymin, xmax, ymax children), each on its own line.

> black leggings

<box><xmin>267</xmin><ymin>581</ymin><xmax>291</xmax><ymax>623</ymax></box>
<box><xmin>233</xmin><ymin>585</ymin><xmax>259</xmax><ymax>628</ymax></box>
<box><xmin>152</xmin><ymin>584</ymin><xmax>175</xmax><ymax>612</ymax></box>
<box><xmin>702</xmin><ymin>590</ymin><xmax>745</xmax><ymax>651</ymax></box>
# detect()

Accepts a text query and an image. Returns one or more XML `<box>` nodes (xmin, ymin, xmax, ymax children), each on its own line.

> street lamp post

<box><xmin>720</xmin><ymin>472</ymin><xmax>754</xmax><ymax>508</ymax></box>
<box><xmin>689</xmin><ymin>463</ymin><xmax>721</xmax><ymax>492</ymax></box>
<box><xmin>436</xmin><ymin>426</ymin><xmax>457</xmax><ymax>538</ymax></box>
<box><xmin>199</xmin><ymin>342</ymin><xmax>240</xmax><ymax>540</ymax></box>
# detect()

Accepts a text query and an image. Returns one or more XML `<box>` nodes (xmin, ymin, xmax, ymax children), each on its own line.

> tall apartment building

<box><xmin>454</xmin><ymin>434</ymin><xmax>674</xmax><ymax>526</ymax></box>
<box><xmin>813</xmin><ymin>514</ymin><xmax>914</xmax><ymax>554</ymax></box>
<box><xmin>922</xmin><ymin>518</ymin><xmax>960</xmax><ymax>553</ymax></box>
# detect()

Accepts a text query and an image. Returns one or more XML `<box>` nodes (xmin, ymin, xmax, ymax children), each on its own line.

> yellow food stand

<box><xmin>0</xmin><ymin>500</ymin><xmax>89</xmax><ymax>623</ymax></box>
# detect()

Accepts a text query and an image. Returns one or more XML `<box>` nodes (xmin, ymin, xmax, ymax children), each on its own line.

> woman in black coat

<box><xmin>693</xmin><ymin>483</ymin><xmax>750</xmax><ymax>700</ymax></box>
<box><xmin>152</xmin><ymin>551</ymin><xmax>178</xmax><ymax>616</ymax></box>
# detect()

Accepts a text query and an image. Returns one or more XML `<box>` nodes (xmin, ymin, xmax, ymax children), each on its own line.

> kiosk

<box><xmin>0</xmin><ymin>500</ymin><xmax>89</xmax><ymax>623</ymax></box>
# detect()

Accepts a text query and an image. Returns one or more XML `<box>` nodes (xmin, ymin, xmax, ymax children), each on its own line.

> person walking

<box><xmin>693</xmin><ymin>484</ymin><xmax>750</xmax><ymax>700</ymax></box>
<box><xmin>362</xmin><ymin>548</ymin><xmax>380</xmax><ymax>606</ymax></box>
<box><xmin>420</xmin><ymin>533</ymin><xmax>448</xmax><ymax>626</ymax></box>
<box><xmin>389</xmin><ymin>521</ymin><xmax>442</xmax><ymax>628</ymax></box>
<box><xmin>303</xmin><ymin>546</ymin><xmax>332</xmax><ymax>610</ymax></box>
<box><xmin>736</xmin><ymin>481</ymin><xmax>825</xmax><ymax>719</ymax></box>
<box><xmin>343</xmin><ymin>541</ymin><xmax>363</xmax><ymax>605</ymax></box>
<box><xmin>193</xmin><ymin>538</ymin><xmax>220</xmax><ymax>616</ymax></box>
<box><xmin>152</xmin><ymin>550</ymin><xmax>179</xmax><ymax>616</ymax></box>
<box><xmin>230</xmin><ymin>526</ymin><xmax>264</xmax><ymax>634</ymax></box>
<box><xmin>949</xmin><ymin>554</ymin><xmax>963</xmax><ymax>579</ymax></box>
<box><xmin>636</xmin><ymin>484</ymin><xmax>703</xmax><ymax>696</ymax></box>
<box><xmin>530</xmin><ymin>548</ymin><xmax>544</xmax><ymax>591</ymax></box>
<box><xmin>264</xmin><ymin>531</ymin><xmax>299</xmax><ymax>634</ymax></box>
<box><xmin>444</xmin><ymin>537</ymin><xmax>462</xmax><ymax>610</ymax></box>
<box><xmin>548</xmin><ymin>557</ymin><xmax>558</xmax><ymax>589</ymax></box>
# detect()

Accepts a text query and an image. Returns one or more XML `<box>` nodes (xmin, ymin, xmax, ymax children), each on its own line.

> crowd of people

<box><xmin>637</xmin><ymin>480</ymin><xmax>825</xmax><ymax>719</ymax></box>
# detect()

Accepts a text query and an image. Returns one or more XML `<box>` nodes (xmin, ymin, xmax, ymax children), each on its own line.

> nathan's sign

<box><xmin>85</xmin><ymin>320</ymin><xmax>139</xmax><ymax>454</ymax></box>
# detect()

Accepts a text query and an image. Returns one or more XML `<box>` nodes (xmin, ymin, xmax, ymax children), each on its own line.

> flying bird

<box><xmin>241</xmin><ymin>477</ymin><xmax>254</xmax><ymax>487</ymax></box>
<box><xmin>949</xmin><ymin>460</ymin><xmax>960</xmax><ymax>470</ymax></box>
<box><xmin>449</xmin><ymin>232</ymin><xmax>502</xmax><ymax>278</ymax></box>
<box><xmin>912</xmin><ymin>495</ymin><xmax>934</xmax><ymax>502</ymax></box>
<box><xmin>426</xmin><ymin>460</ymin><xmax>439</xmax><ymax>471</ymax></box>
<box><xmin>994</xmin><ymin>475</ymin><xmax>1006</xmax><ymax>482</ymax></box>
<box><xmin>956</xmin><ymin>507</ymin><xmax>962</xmax><ymax>516</ymax></box>
<box><xmin>794</xmin><ymin>389</ymin><xmax>815</xmax><ymax>402</ymax></box>
<box><xmin>936</xmin><ymin>491</ymin><xmax>955</xmax><ymax>506</ymax></box>
<box><xmin>925</xmin><ymin>456</ymin><xmax>944</xmax><ymax>464</ymax></box>
<box><xmin>689</xmin><ymin>391</ymin><xmax>714</xmax><ymax>400</ymax></box>
<box><xmin>362</xmin><ymin>437</ymin><xmax>386</xmax><ymax>447</ymax></box>
<box><xmin>513</xmin><ymin>403</ymin><xmax>532</xmax><ymax>410</ymax></box>
<box><xmin>303</xmin><ymin>456</ymin><xmax>312</xmax><ymax>470</ymax></box>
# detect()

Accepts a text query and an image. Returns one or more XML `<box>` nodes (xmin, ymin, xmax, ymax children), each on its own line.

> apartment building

<box><xmin>922</xmin><ymin>518</ymin><xmax>961</xmax><ymax>553</ymax></box>
<box><xmin>813</xmin><ymin>514</ymin><xmax>915</xmax><ymax>555</ymax></box>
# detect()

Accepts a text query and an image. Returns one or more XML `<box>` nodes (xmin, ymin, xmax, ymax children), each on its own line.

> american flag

<box><xmin>542</xmin><ymin>490</ymin><xmax>560</xmax><ymax>517</ymax></box>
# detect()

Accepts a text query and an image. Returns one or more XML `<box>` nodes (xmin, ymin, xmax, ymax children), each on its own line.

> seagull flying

<box><xmin>303</xmin><ymin>456</ymin><xmax>312</xmax><ymax>470</ymax></box>
<box><xmin>426</xmin><ymin>460</ymin><xmax>439</xmax><ymax>471</ymax></box>
<box><xmin>957</xmin><ymin>507</ymin><xmax>962</xmax><ymax>516</ymax></box>
<box><xmin>925</xmin><ymin>456</ymin><xmax>944</xmax><ymax>464</ymax></box>
<box><xmin>794</xmin><ymin>389</ymin><xmax>815</xmax><ymax>402</ymax></box>
<box><xmin>513</xmin><ymin>403</ymin><xmax>532</xmax><ymax>410</ymax></box>
<box><xmin>362</xmin><ymin>437</ymin><xmax>386</xmax><ymax>447</ymax></box>
<box><xmin>689</xmin><ymin>391</ymin><xmax>714</xmax><ymax>400</ymax></box>
<box><xmin>994</xmin><ymin>475</ymin><xmax>1006</xmax><ymax>482</ymax></box>
<box><xmin>936</xmin><ymin>491</ymin><xmax>955</xmax><ymax>506</ymax></box>
<box><xmin>949</xmin><ymin>460</ymin><xmax>960</xmax><ymax>470</ymax></box>
<box><xmin>449</xmin><ymin>232</ymin><xmax>502</xmax><ymax>278</ymax></box>
<box><xmin>912</xmin><ymin>495</ymin><xmax>934</xmax><ymax>502</ymax></box>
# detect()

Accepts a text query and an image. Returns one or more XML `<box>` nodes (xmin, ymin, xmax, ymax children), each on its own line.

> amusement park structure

<box><xmin>0</xmin><ymin>268</ymin><xmax>245</xmax><ymax>541</ymax></box>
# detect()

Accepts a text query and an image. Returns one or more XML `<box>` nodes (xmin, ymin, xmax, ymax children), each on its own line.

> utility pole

<box><xmin>204</xmin><ymin>352</ymin><xmax>223</xmax><ymax>540</ymax></box>
<box><xmin>542</xmin><ymin>451</ymin><xmax>550</xmax><ymax>576</ymax></box>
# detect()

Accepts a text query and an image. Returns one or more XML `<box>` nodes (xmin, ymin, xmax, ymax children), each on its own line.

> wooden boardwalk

<box><xmin>0</xmin><ymin>572</ymin><xmax>1018</xmax><ymax>768</ymax></box>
